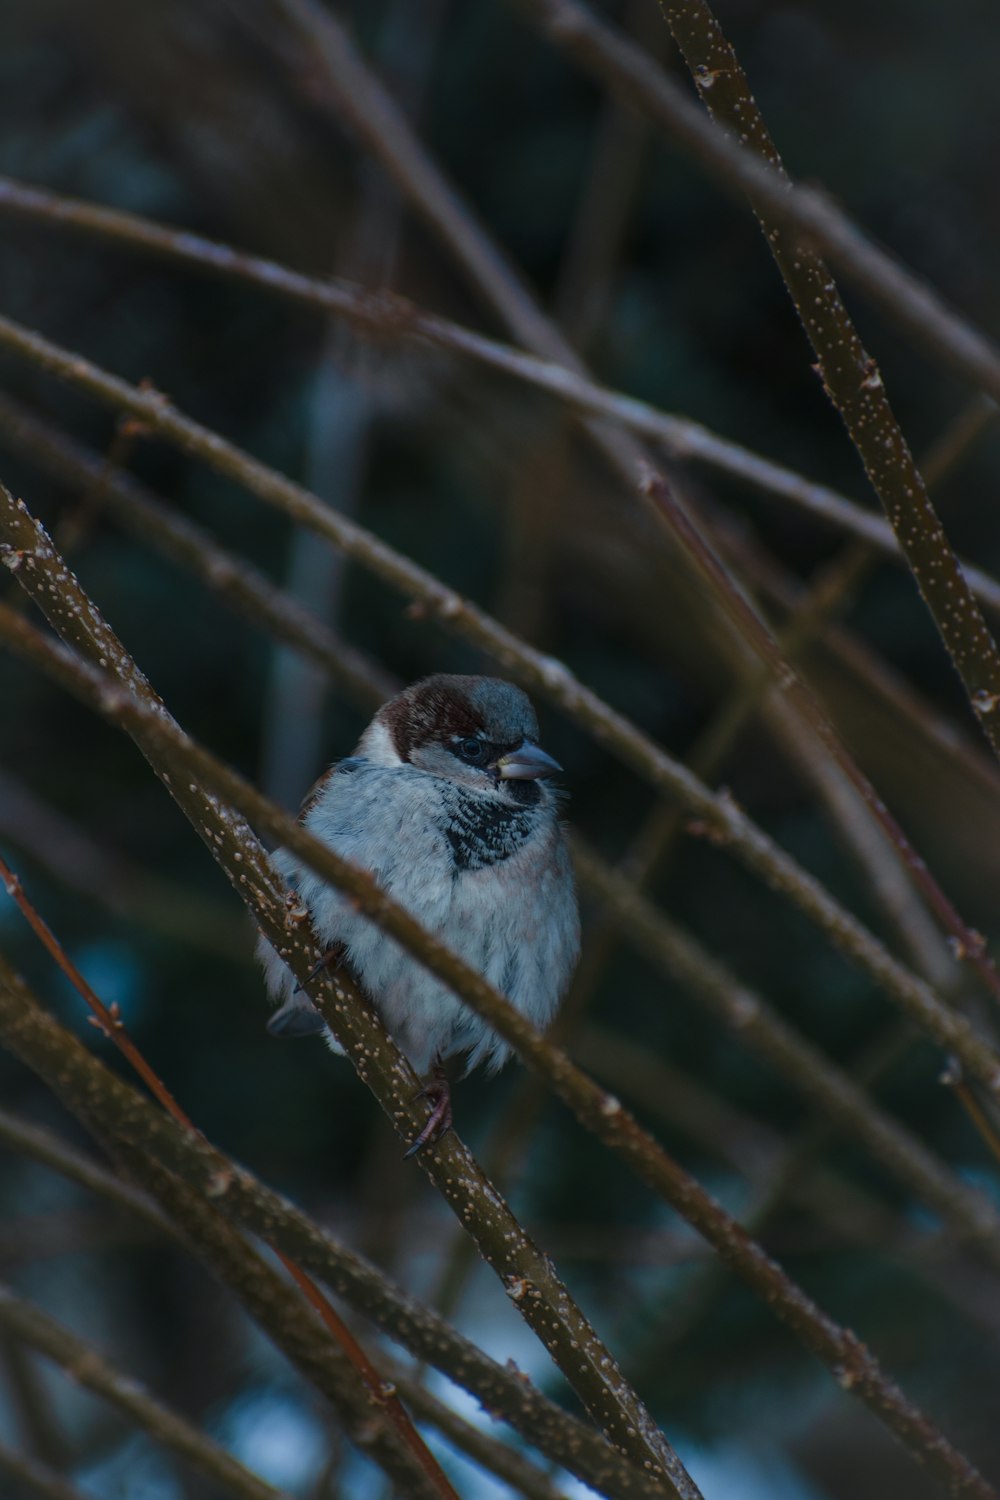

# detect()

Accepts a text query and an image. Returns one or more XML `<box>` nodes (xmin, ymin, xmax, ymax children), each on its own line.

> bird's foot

<box><xmin>404</xmin><ymin>1062</ymin><xmax>453</xmax><ymax>1158</ymax></box>
<box><xmin>293</xmin><ymin>945</ymin><xmax>343</xmax><ymax>994</ymax></box>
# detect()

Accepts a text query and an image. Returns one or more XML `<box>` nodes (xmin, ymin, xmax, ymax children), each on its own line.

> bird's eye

<box><xmin>456</xmin><ymin>737</ymin><xmax>485</xmax><ymax>763</ymax></box>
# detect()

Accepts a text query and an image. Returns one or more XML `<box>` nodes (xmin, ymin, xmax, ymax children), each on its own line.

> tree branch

<box><xmin>571</xmin><ymin>839</ymin><xmax>1000</xmax><ymax>1269</ymax></box>
<box><xmin>519</xmin><ymin>0</ymin><xmax>1000</xmax><ymax>758</ymax></box>
<box><xmin>641</xmin><ymin>465</ymin><xmax>1000</xmax><ymax>1003</ymax></box>
<box><xmin>0</xmin><ymin>945</ymin><xmax>991</xmax><ymax>1499</ymax></box>
<box><xmin>511</xmin><ymin>0</ymin><xmax>1000</xmax><ymax>410</ymax></box>
<box><xmin>0</xmin><ymin>1283</ymin><xmax>295</xmax><ymax>1500</ymax></box>
<box><xmin>0</xmin><ymin>1444</ymin><xmax>89</xmax><ymax>1500</ymax></box>
<box><xmin>0</xmin><ymin>181</ymin><xmax>998</xmax><ymax>616</ymax></box>
<box><xmin>0</xmin><ymin>967</ymin><xmax>679</xmax><ymax>1500</ymax></box>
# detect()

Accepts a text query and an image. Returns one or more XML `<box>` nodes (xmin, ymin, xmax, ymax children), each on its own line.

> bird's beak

<box><xmin>496</xmin><ymin>740</ymin><xmax>563</xmax><ymax>780</ymax></box>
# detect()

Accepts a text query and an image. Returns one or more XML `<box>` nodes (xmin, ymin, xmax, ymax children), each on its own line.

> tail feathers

<box><xmin>266</xmin><ymin>996</ymin><xmax>328</xmax><ymax>1039</ymax></box>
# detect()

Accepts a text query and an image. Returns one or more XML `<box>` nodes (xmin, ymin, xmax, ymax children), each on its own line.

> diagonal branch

<box><xmin>517</xmin><ymin>0</ymin><xmax>1000</xmax><ymax>758</ymax></box>
<box><xmin>0</xmin><ymin>393</ymin><xmax>392</xmax><ymax>714</ymax></box>
<box><xmin>510</xmin><ymin>0</ymin><xmax>1000</xmax><ymax>409</ymax></box>
<box><xmin>640</xmin><ymin>465</ymin><xmax>1000</xmax><ymax>1004</ymax></box>
<box><xmin>0</xmin><ymin>1283</ymin><xmax>295</xmax><ymax>1500</ymax></box>
<box><xmin>571</xmin><ymin>838</ymin><xmax>1000</xmax><ymax>1268</ymax></box>
<box><xmin>0</xmin><ymin>938</ymin><xmax>991</xmax><ymax>1500</ymax></box>
<box><xmin>0</xmin><ymin>1089</ymin><xmax>673</xmax><ymax>1500</ymax></box>
<box><xmin>0</xmin><ymin>180</ymin><xmax>999</xmax><ymax>617</ymax></box>
<box><xmin>90</xmin><ymin>1136</ymin><xmax>443</xmax><ymax>1500</ymax></box>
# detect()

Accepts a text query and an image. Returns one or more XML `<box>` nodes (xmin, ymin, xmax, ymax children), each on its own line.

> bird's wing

<box><xmin>296</xmin><ymin>757</ymin><xmax>366</xmax><ymax>822</ymax></box>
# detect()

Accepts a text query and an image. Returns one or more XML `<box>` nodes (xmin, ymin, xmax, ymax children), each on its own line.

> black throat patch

<box><xmin>440</xmin><ymin>786</ymin><xmax>539</xmax><ymax>871</ymax></box>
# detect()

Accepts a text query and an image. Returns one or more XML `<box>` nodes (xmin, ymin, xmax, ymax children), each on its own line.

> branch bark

<box><xmin>0</xmin><ymin>1283</ymin><xmax>295</xmax><ymax>1500</ymax></box>
<box><xmin>0</xmin><ymin>947</ymin><xmax>991</xmax><ymax>1499</ymax></box>
<box><xmin>0</xmin><ymin>1104</ymin><xmax>656</xmax><ymax>1500</ymax></box>
<box><xmin>517</xmin><ymin>0</ymin><xmax>1000</xmax><ymax>757</ymax></box>
<box><xmin>7</xmin><ymin>180</ymin><xmax>998</xmax><ymax>611</ymax></box>
<box><xmin>510</xmin><ymin>0</ymin><xmax>1000</xmax><ymax>410</ymax></box>
<box><xmin>0</xmin><ymin>966</ymin><xmax>678</xmax><ymax>1500</ymax></box>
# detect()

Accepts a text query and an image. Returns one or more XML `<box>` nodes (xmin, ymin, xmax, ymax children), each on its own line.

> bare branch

<box><xmin>1</xmin><ymin>181</ymin><xmax>999</xmax><ymax>618</ymax></box>
<box><xmin>0</xmin><ymin>1109</ymin><xmax>170</xmax><ymax>1229</ymax></box>
<box><xmin>0</xmin><ymin>1444</ymin><xmax>89</xmax><ymax>1500</ymax></box>
<box><xmin>386</xmin><ymin>1363</ymin><xmax>571</xmax><ymax>1500</ymax></box>
<box><xmin>0</xmin><ymin>965</ymin><xmax>681</xmax><ymax>1500</ymax></box>
<box><xmin>0</xmin><ymin>392</ymin><xmax>391</xmax><ymax>714</ymax></box>
<box><xmin>511</xmin><ymin>0</ymin><xmax>1000</xmax><ymax>410</ymax></box>
<box><xmin>0</xmin><ymin>939</ymin><xmax>991</xmax><ymax>1498</ymax></box>
<box><xmin>571</xmin><ymin>839</ymin><xmax>1000</xmax><ymax>1269</ymax></box>
<box><xmin>641</xmin><ymin>465</ymin><xmax>1000</xmax><ymax>1003</ymax></box>
<box><xmin>521</xmin><ymin>0</ymin><xmax>1000</xmax><ymax>759</ymax></box>
<box><xmin>0</xmin><ymin>1283</ymin><xmax>295</xmax><ymax>1500</ymax></box>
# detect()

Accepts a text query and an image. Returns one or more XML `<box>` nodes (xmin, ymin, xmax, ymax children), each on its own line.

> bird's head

<box><xmin>358</xmin><ymin>674</ymin><xmax>562</xmax><ymax>802</ymax></box>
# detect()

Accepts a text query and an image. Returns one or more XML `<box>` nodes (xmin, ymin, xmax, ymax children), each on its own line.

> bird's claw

<box><xmin>293</xmin><ymin>946</ymin><xmax>342</xmax><ymax>994</ymax></box>
<box><xmin>404</xmin><ymin>1065</ymin><xmax>452</xmax><ymax>1158</ymax></box>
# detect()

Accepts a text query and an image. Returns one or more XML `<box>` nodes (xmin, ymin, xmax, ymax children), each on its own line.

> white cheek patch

<box><xmin>357</xmin><ymin>719</ymin><xmax>404</xmax><ymax>767</ymax></box>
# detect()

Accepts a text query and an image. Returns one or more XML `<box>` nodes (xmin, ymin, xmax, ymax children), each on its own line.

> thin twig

<box><xmin>570</xmin><ymin>837</ymin><xmax>1000</xmax><ymax>1268</ymax></box>
<box><xmin>641</xmin><ymin>464</ymin><xmax>1000</xmax><ymax>1004</ymax></box>
<box><xmin>0</xmin><ymin>1284</ymin><xmax>296</xmax><ymax>1500</ymax></box>
<box><xmin>522</xmin><ymin>0</ymin><xmax>1000</xmax><ymax>759</ymax></box>
<box><xmin>511</xmin><ymin>0</ymin><xmax>1000</xmax><ymax>411</ymax></box>
<box><xmin>950</xmin><ymin>1075</ymin><xmax>1000</xmax><ymax>1172</ymax></box>
<box><xmin>0</xmin><ymin>853</ymin><xmax>191</xmax><ymax>1122</ymax></box>
<box><xmin>2</xmin><ymin>177</ymin><xmax>1000</xmax><ymax>617</ymax></box>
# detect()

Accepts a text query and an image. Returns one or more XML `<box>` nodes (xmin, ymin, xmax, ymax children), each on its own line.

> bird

<box><xmin>257</xmin><ymin>673</ymin><xmax>580</xmax><ymax>1154</ymax></box>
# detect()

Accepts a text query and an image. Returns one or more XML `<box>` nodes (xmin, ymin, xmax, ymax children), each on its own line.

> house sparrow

<box><xmin>257</xmin><ymin>674</ymin><xmax>580</xmax><ymax>1153</ymax></box>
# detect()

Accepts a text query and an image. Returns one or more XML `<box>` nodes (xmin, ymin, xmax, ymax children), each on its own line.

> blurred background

<box><xmin>1</xmin><ymin>0</ymin><xmax>1000</xmax><ymax>1496</ymax></box>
